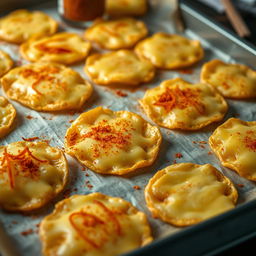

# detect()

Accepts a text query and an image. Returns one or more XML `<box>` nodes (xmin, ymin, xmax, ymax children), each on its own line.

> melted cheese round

<box><xmin>139</xmin><ymin>78</ymin><xmax>227</xmax><ymax>130</ymax></box>
<box><xmin>40</xmin><ymin>193</ymin><xmax>153</xmax><ymax>256</ymax></box>
<box><xmin>65</xmin><ymin>107</ymin><xmax>162</xmax><ymax>175</ymax></box>
<box><xmin>201</xmin><ymin>59</ymin><xmax>256</xmax><ymax>99</ymax></box>
<box><xmin>209</xmin><ymin>118</ymin><xmax>256</xmax><ymax>181</ymax></box>
<box><xmin>20</xmin><ymin>32</ymin><xmax>91</xmax><ymax>65</ymax></box>
<box><xmin>0</xmin><ymin>50</ymin><xmax>13</xmax><ymax>77</ymax></box>
<box><xmin>135</xmin><ymin>32</ymin><xmax>204</xmax><ymax>69</ymax></box>
<box><xmin>85</xmin><ymin>50</ymin><xmax>155</xmax><ymax>86</ymax></box>
<box><xmin>145</xmin><ymin>163</ymin><xmax>238</xmax><ymax>226</ymax></box>
<box><xmin>0</xmin><ymin>96</ymin><xmax>16</xmax><ymax>138</ymax></box>
<box><xmin>0</xmin><ymin>141</ymin><xmax>68</xmax><ymax>211</ymax></box>
<box><xmin>84</xmin><ymin>18</ymin><xmax>148</xmax><ymax>50</ymax></box>
<box><xmin>106</xmin><ymin>0</ymin><xmax>147</xmax><ymax>16</ymax></box>
<box><xmin>1</xmin><ymin>62</ymin><xmax>93</xmax><ymax>111</ymax></box>
<box><xmin>0</xmin><ymin>9</ymin><xmax>58</xmax><ymax>44</ymax></box>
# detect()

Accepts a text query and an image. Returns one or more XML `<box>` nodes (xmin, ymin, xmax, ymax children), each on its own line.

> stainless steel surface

<box><xmin>181</xmin><ymin>2</ymin><xmax>256</xmax><ymax>66</ymax></box>
<box><xmin>0</xmin><ymin>1</ymin><xmax>256</xmax><ymax>256</ymax></box>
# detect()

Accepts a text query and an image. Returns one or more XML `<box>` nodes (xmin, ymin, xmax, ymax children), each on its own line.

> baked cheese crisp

<box><xmin>135</xmin><ymin>32</ymin><xmax>204</xmax><ymax>69</ymax></box>
<box><xmin>84</xmin><ymin>18</ymin><xmax>148</xmax><ymax>50</ymax></box>
<box><xmin>106</xmin><ymin>0</ymin><xmax>147</xmax><ymax>16</ymax></box>
<box><xmin>0</xmin><ymin>141</ymin><xmax>68</xmax><ymax>211</ymax></box>
<box><xmin>209</xmin><ymin>118</ymin><xmax>256</xmax><ymax>181</ymax></box>
<box><xmin>0</xmin><ymin>9</ymin><xmax>58</xmax><ymax>44</ymax></box>
<box><xmin>20</xmin><ymin>32</ymin><xmax>91</xmax><ymax>65</ymax></box>
<box><xmin>85</xmin><ymin>50</ymin><xmax>155</xmax><ymax>86</ymax></box>
<box><xmin>0</xmin><ymin>50</ymin><xmax>13</xmax><ymax>77</ymax></box>
<box><xmin>201</xmin><ymin>59</ymin><xmax>256</xmax><ymax>99</ymax></box>
<box><xmin>0</xmin><ymin>96</ymin><xmax>16</xmax><ymax>138</ymax></box>
<box><xmin>40</xmin><ymin>193</ymin><xmax>152</xmax><ymax>256</ymax></box>
<box><xmin>139</xmin><ymin>78</ymin><xmax>227</xmax><ymax>130</ymax></box>
<box><xmin>1</xmin><ymin>62</ymin><xmax>93</xmax><ymax>111</ymax></box>
<box><xmin>65</xmin><ymin>107</ymin><xmax>162</xmax><ymax>175</ymax></box>
<box><xmin>145</xmin><ymin>163</ymin><xmax>238</xmax><ymax>226</ymax></box>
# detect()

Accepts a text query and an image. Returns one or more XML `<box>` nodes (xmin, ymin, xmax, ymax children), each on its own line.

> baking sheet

<box><xmin>0</xmin><ymin>1</ymin><xmax>256</xmax><ymax>255</ymax></box>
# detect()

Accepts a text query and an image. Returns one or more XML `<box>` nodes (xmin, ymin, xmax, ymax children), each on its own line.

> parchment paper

<box><xmin>0</xmin><ymin>1</ymin><xmax>256</xmax><ymax>255</ymax></box>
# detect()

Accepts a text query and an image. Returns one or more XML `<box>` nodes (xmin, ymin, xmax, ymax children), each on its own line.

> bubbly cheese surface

<box><xmin>65</xmin><ymin>107</ymin><xmax>162</xmax><ymax>175</ymax></box>
<box><xmin>0</xmin><ymin>96</ymin><xmax>16</xmax><ymax>138</ymax></box>
<box><xmin>20</xmin><ymin>32</ymin><xmax>91</xmax><ymax>65</ymax></box>
<box><xmin>85</xmin><ymin>50</ymin><xmax>155</xmax><ymax>86</ymax></box>
<box><xmin>106</xmin><ymin>0</ymin><xmax>147</xmax><ymax>16</ymax></box>
<box><xmin>145</xmin><ymin>163</ymin><xmax>237</xmax><ymax>226</ymax></box>
<box><xmin>0</xmin><ymin>50</ymin><xmax>13</xmax><ymax>77</ymax></box>
<box><xmin>0</xmin><ymin>9</ymin><xmax>58</xmax><ymax>44</ymax></box>
<box><xmin>40</xmin><ymin>193</ymin><xmax>153</xmax><ymax>256</ymax></box>
<box><xmin>209</xmin><ymin>118</ymin><xmax>256</xmax><ymax>181</ymax></box>
<box><xmin>135</xmin><ymin>32</ymin><xmax>204</xmax><ymax>69</ymax></box>
<box><xmin>0</xmin><ymin>141</ymin><xmax>68</xmax><ymax>211</ymax></box>
<box><xmin>201</xmin><ymin>59</ymin><xmax>256</xmax><ymax>99</ymax></box>
<box><xmin>84</xmin><ymin>18</ymin><xmax>148</xmax><ymax>50</ymax></box>
<box><xmin>1</xmin><ymin>62</ymin><xmax>93</xmax><ymax>111</ymax></box>
<box><xmin>140</xmin><ymin>78</ymin><xmax>227</xmax><ymax>130</ymax></box>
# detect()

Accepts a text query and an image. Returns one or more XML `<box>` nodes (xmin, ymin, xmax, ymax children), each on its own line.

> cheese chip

<box><xmin>85</xmin><ymin>50</ymin><xmax>155</xmax><ymax>86</ymax></box>
<box><xmin>139</xmin><ymin>78</ymin><xmax>227</xmax><ymax>130</ymax></box>
<box><xmin>135</xmin><ymin>32</ymin><xmax>204</xmax><ymax>69</ymax></box>
<box><xmin>1</xmin><ymin>62</ymin><xmax>93</xmax><ymax>111</ymax></box>
<box><xmin>0</xmin><ymin>141</ymin><xmax>68</xmax><ymax>211</ymax></box>
<box><xmin>0</xmin><ymin>50</ymin><xmax>13</xmax><ymax>77</ymax></box>
<box><xmin>201</xmin><ymin>59</ymin><xmax>256</xmax><ymax>99</ymax></box>
<box><xmin>209</xmin><ymin>118</ymin><xmax>256</xmax><ymax>181</ymax></box>
<box><xmin>145</xmin><ymin>163</ymin><xmax>238</xmax><ymax>226</ymax></box>
<box><xmin>84</xmin><ymin>18</ymin><xmax>148</xmax><ymax>50</ymax></box>
<box><xmin>0</xmin><ymin>96</ymin><xmax>16</xmax><ymax>138</ymax></box>
<box><xmin>40</xmin><ymin>193</ymin><xmax>152</xmax><ymax>256</ymax></box>
<box><xmin>0</xmin><ymin>9</ymin><xmax>58</xmax><ymax>44</ymax></box>
<box><xmin>106</xmin><ymin>0</ymin><xmax>147</xmax><ymax>16</ymax></box>
<box><xmin>65</xmin><ymin>107</ymin><xmax>162</xmax><ymax>175</ymax></box>
<box><xmin>20</xmin><ymin>32</ymin><xmax>91</xmax><ymax>65</ymax></box>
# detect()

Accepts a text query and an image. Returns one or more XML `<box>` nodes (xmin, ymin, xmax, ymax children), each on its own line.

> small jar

<box><xmin>58</xmin><ymin>0</ymin><xmax>105</xmax><ymax>27</ymax></box>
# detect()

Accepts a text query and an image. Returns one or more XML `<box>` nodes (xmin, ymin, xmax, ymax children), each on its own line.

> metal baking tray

<box><xmin>0</xmin><ymin>1</ymin><xmax>256</xmax><ymax>256</ymax></box>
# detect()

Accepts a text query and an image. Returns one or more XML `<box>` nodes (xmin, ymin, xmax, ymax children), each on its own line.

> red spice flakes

<box><xmin>199</xmin><ymin>145</ymin><xmax>205</xmax><ymax>149</ymax></box>
<box><xmin>237</xmin><ymin>184</ymin><xmax>244</xmax><ymax>188</ymax></box>
<box><xmin>199</xmin><ymin>141</ymin><xmax>207</xmax><ymax>144</ymax></box>
<box><xmin>133</xmin><ymin>185</ymin><xmax>141</xmax><ymax>190</ymax></box>
<box><xmin>244</xmin><ymin>133</ymin><xmax>256</xmax><ymax>152</ymax></box>
<box><xmin>12</xmin><ymin>221</ymin><xmax>18</xmax><ymax>225</ymax></box>
<box><xmin>69</xmin><ymin>119</ymin><xmax>74</xmax><ymax>123</ymax></box>
<box><xmin>1</xmin><ymin>147</ymin><xmax>48</xmax><ymax>189</ymax></box>
<box><xmin>26</xmin><ymin>115</ymin><xmax>34</xmax><ymax>120</ymax></box>
<box><xmin>116</xmin><ymin>90</ymin><xmax>128</xmax><ymax>97</ymax></box>
<box><xmin>81</xmin><ymin>166</ymin><xmax>87</xmax><ymax>172</ymax></box>
<box><xmin>177</xmin><ymin>68</ymin><xmax>193</xmax><ymax>74</ymax></box>
<box><xmin>21</xmin><ymin>229</ymin><xmax>34</xmax><ymax>236</ymax></box>
<box><xmin>85</xmin><ymin>180</ymin><xmax>93</xmax><ymax>189</ymax></box>
<box><xmin>154</xmin><ymin>87</ymin><xmax>205</xmax><ymax>114</ymax></box>
<box><xmin>85</xmin><ymin>173</ymin><xmax>90</xmax><ymax>177</ymax></box>
<box><xmin>22</xmin><ymin>137</ymin><xmax>39</xmax><ymax>142</ymax></box>
<box><xmin>21</xmin><ymin>66</ymin><xmax>61</xmax><ymax>95</ymax></box>
<box><xmin>42</xmin><ymin>139</ymin><xmax>51</xmax><ymax>145</ymax></box>
<box><xmin>175</xmin><ymin>152</ymin><xmax>183</xmax><ymax>158</ymax></box>
<box><xmin>69</xmin><ymin>200</ymin><xmax>121</xmax><ymax>248</ymax></box>
<box><xmin>208</xmin><ymin>151</ymin><xmax>213</xmax><ymax>155</ymax></box>
<box><xmin>173</xmin><ymin>160</ymin><xmax>177</xmax><ymax>164</ymax></box>
<box><xmin>82</xmin><ymin>120</ymin><xmax>133</xmax><ymax>158</ymax></box>
<box><xmin>63</xmin><ymin>188</ymin><xmax>71</xmax><ymax>198</ymax></box>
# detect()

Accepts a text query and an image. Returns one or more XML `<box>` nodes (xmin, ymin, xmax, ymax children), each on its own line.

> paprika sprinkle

<box><xmin>0</xmin><ymin>146</ymin><xmax>48</xmax><ymax>189</ymax></box>
<box><xmin>154</xmin><ymin>87</ymin><xmax>205</xmax><ymax>114</ymax></box>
